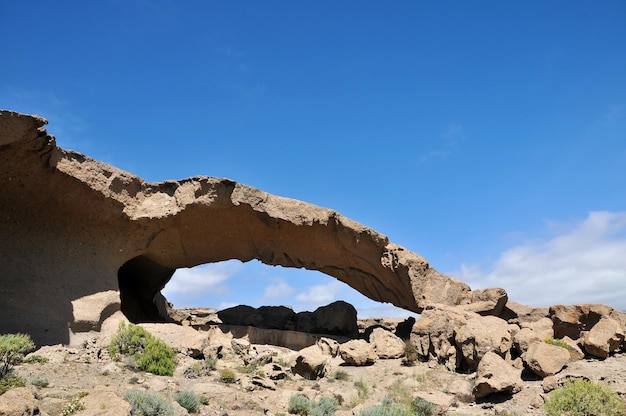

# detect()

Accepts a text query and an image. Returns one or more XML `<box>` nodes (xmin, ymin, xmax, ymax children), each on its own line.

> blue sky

<box><xmin>2</xmin><ymin>1</ymin><xmax>625</xmax><ymax>316</ymax></box>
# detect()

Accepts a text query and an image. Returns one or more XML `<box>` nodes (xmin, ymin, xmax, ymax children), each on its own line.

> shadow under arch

<box><xmin>117</xmin><ymin>255</ymin><xmax>175</xmax><ymax>323</ymax></box>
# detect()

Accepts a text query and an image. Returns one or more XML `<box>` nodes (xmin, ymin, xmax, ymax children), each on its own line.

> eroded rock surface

<box><xmin>0</xmin><ymin>110</ymin><xmax>474</xmax><ymax>345</ymax></box>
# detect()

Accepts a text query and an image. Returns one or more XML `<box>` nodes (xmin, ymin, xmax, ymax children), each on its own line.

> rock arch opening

<box><xmin>162</xmin><ymin>260</ymin><xmax>417</xmax><ymax>319</ymax></box>
<box><xmin>117</xmin><ymin>255</ymin><xmax>175</xmax><ymax>323</ymax></box>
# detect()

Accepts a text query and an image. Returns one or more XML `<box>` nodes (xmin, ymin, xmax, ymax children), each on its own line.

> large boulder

<box><xmin>0</xmin><ymin>111</ymin><xmax>478</xmax><ymax>345</ymax></box>
<box><xmin>549</xmin><ymin>304</ymin><xmax>614</xmax><ymax>339</ymax></box>
<box><xmin>454</xmin><ymin>315</ymin><xmax>512</xmax><ymax>371</ymax></box>
<box><xmin>473</xmin><ymin>351</ymin><xmax>523</xmax><ymax>399</ymax></box>
<box><xmin>80</xmin><ymin>387</ymin><xmax>132</xmax><ymax>416</ymax></box>
<box><xmin>0</xmin><ymin>388</ymin><xmax>40</xmax><ymax>416</ymax></box>
<box><xmin>291</xmin><ymin>345</ymin><xmax>330</xmax><ymax>380</ymax></box>
<box><xmin>583</xmin><ymin>316</ymin><xmax>625</xmax><ymax>358</ymax></box>
<box><xmin>513</xmin><ymin>317</ymin><xmax>554</xmax><ymax>355</ymax></box>
<box><xmin>411</xmin><ymin>305</ymin><xmax>477</xmax><ymax>370</ymax></box>
<box><xmin>460</xmin><ymin>287</ymin><xmax>508</xmax><ymax>316</ymax></box>
<box><xmin>338</xmin><ymin>339</ymin><xmax>377</xmax><ymax>366</ymax></box>
<box><xmin>139</xmin><ymin>323</ymin><xmax>208</xmax><ymax>358</ymax></box>
<box><xmin>311</xmin><ymin>301</ymin><xmax>358</xmax><ymax>337</ymax></box>
<box><xmin>369</xmin><ymin>327</ymin><xmax>405</xmax><ymax>359</ymax></box>
<box><xmin>523</xmin><ymin>341</ymin><xmax>570</xmax><ymax>378</ymax></box>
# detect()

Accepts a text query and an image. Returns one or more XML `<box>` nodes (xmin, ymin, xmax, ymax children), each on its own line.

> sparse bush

<box><xmin>401</xmin><ymin>340</ymin><xmax>418</xmax><ymax>367</ymax></box>
<box><xmin>411</xmin><ymin>397</ymin><xmax>436</xmax><ymax>416</ymax></box>
<box><xmin>359</xmin><ymin>398</ymin><xmax>410</xmax><ymax>416</ymax></box>
<box><xmin>124</xmin><ymin>389</ymin><xmax>177</xmax><ymax>416</ymax></box>
<box><xmin>30</xmin><ymin>374</ymin><xmax>49</xmax><ymax>388</ymax></box>
<box><xmin>23</xmin><ymin>354</ymin><xmax>48</xmax><ymax>364</ymax></box>
<box><xmin>287</xmin><ymin>394</ymin><xmax>337</xmax><ymax>416</ymax></box>
<box><xmin>175</xmin><ymin>390</ymin><xmax>199</xmax><ymax>413</ymax></box>
<box><xmin>199</xmin><ymin>395</ymin><xmax>209</xmax><ymax>405</ymax></box>
<box><xmin>310</xmin><ymin>396</ymin><xmax>337</xmax><ymax>416</ymax></box>
<box><xmin>205</xmin><ymin>355</ymin><xmax>217</xmax><ymax>370</ymax></box>
<box><xmin>0</xmin><ymin>374</ymin><xmax>26</xmax><ymax>395</ymax></box>
<box><xmin>219</xmin><ymin>368</ymin><xmax>237</xmax><ymax>383</ymax></box>
<box><xmin>61</xmin><ymin>394</ymin><xmax>88</xmax><ymax>416</ymax></box>
<box><xmin>544</xmin><ymin>337</ymin><xmax>569</xmax><ymax>349</ymax></box>
<box><xmin>288</xmin><ymin>394</ymin><xmax>311</xmax><ymax>415</ymax></box>
<box><xmin>135</xmin><ymin>338</ymin><xmax>176</xmax><ymax>376</ymax></box>
<box><xmin>355</xmin><ymin>380</ymin><xmax>369</xmax><ymax>400</ymax></box>
<box><xmin>0</xmin><ymin>333</ymin><xmax>35</xmax><ymax>378</ymax></box>
<box><xmin>334</xmin><ymin>370</ymin><xmax>349</xmax><ymax>381</ymax></box>
<box><xmin>109</xmin><ymin>322</ymin><xmax>176</xmax><ymax>376</ymax></box>
<box><xmin>543</xmin><ymin>379</ymin><xmax>626</xmax><ymax>416</ymax></box>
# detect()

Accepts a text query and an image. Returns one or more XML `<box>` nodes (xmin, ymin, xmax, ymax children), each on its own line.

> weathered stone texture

<box><xmin>0</xmin><ymin>110</ymin><xmax>473</xmax><ymax>345</ymax></box>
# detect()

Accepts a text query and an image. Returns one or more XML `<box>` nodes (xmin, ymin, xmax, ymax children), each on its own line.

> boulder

<box><xmin>291</xmin><ymin>345</ymin><xmax>330</xmax><ymax>380</ymax></box>
<box><xmin>454</xmin><ymin>315</ymin><xmax>512</xmax><ymax>370</ymax></box>
<box><xmin>217</xmin><ymin>305</ymin><xmax>264</xmax><ymax>327</ymax></box>
<box><xmin>338</xmin><ymin>339</ymin><xmax>377</xmax><ymax>366</ymax></box>
<box><xmin>311</xmin><ymin>301</ymin><xmax>358</xmax><ymax>337</ymax></box>
<box><xmin>316</xmin><ymin>337</ymin><xmax>340</xmax><ymax>357</ymax></box>
<box><xmin>550</xmin><ymin>304</ymin><xmax>614</xmax><ymax>339</ymax></box>
<box><xmin>460</xmin><ymin>287</ymin><xmax>508</xmax><ymax>316</ymax></box>
<box><xmin>513</xmin><ymin>317</ymin><xmax>554</xmax><ymax>355</ymax></box>
<box><xmin>501</xmin><ymin>301</ymin><xmax>549</xmax><ymax>325</ymax></box>
<box><xmin>369</xmin><ymin>327</ymin><xmax>405</xmax><ymax>359</ymax></box>
<box><xmin>0</xmin><ymin>388</ymin><xmax>39</xmax><ymax>415</ymax></box>
<box><xmin>523</xmin><ymin>341</ymin><xmax>570</xmax><ymax>378</ymax></box>
<box><xmin>561</xmin><ymin>336</ymin><xmax>585</xmax><ymax>360</ymax></box>
<box><xmin>583</xmin><ymin>316</ymin><xmax>625</xmax><ymax>358</ymax></box>
<box><xmin>80</xmin><ymin>386</ymin><xmax>132</xmax><ymax>416</ymax></box>
<box><xmin>411</xmin><ymin>305</ymin><xmax>477</xmax><ymax>370</ymax></box>
<box><xmin>258</xmin><ymin>305</ymin><xmax>296</xmax><ymax>330</ymax></box>
<box><xmin>473</xmin><ymin>351</ymin><xmax>523</xmax><ymax>399</ymax></box>
<box><xmin>139</xmin><ymin>323</ymin><xmax>207</xmax><ymax>357</ymax></box>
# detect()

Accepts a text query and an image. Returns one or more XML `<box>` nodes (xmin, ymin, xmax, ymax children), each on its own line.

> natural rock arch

<box><xmin>0</xmin><ymin>110</ymin><xmax>475</xmax><ymax>346</ymax></box>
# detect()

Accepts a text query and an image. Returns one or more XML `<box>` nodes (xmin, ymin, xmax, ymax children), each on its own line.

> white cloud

<box><xmin>263</xmin><ymin>278</ymin><xmax>295</xmax><ymax>299</ymax></box>
<box><xmin>456</xmin><ymin>211</ymin><xmax>626</xmax><ymax>309</ymax></box>
<box><xmin>163</xmin><ymin>260</ymin><xmax>242</xmax><ymax>296</ymax></box>
<box><xmin>296</xmin><ymin>280</ymin><xmax>345</xmax><ymax>306</ymax></box>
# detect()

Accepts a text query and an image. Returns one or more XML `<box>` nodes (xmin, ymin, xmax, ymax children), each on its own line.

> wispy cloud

<box><xmin>296</xmin><ymin>280</ymin><xmax>345</xmax><ymax>306</ymax></box>
<box><xmin>420</xmin><ymin>123</ymin><xmax>464</xmax><ymax>161</ymax></box>
<box><xmin>455</xmin><ymin>211</ymin><xmax>626</xmax><ymax>309</ymax></box>
<box><xmin>163</xmin><ymin>260</ymin><xmax>242</xmax><ymax>296</ymax></box>
<box><xmin>263</xmin><ymin>278</ymin><xmax>295</xmax><ymax>299</ymax></box>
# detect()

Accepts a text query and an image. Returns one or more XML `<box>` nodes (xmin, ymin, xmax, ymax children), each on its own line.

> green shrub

<box><xmin>544</xmin><ymin>337</ymin><xmax>569</xmax><ymax>349</ymax></box>
<box><xmin>310</xmin><ymin>396</ymin><xmax>337</xmax><ymax>416</ymax></box>
<box><xmin>124</xmin><ymin>389</ymin><xmax>177</xmax><ymax>416</ymax></box>
<box><xmin>287</xmin><ymin>394</ymin><xmax>337</xmax><ymax>416</ymax></box>
<box><xmin>401</xmin><ymin>340</ymin><xmax>418</xmax><ymax>367</ymax></box>
<box><xmin>23</xmin><ymin>355</ymin><xmax>48</xmax><ymax>364</ymax></box>
<box><xmin>0</xmin><ymin>374</ymin><xmax>26</xmax><ymax>395</ymax></box>
<box><xmin>205</xmin><ymin>355</ymin><xmax>217</xmax><ymax>370</ymax></box>
<box><xmin>61</xmin><ymin>394</ymin><xmax>88</xmax><ymax>416</ymax></box>
<box><xmin>410</xmin><ymin>397</ymin><xmax>436</xmax><ymax>416</ymax></box>
<box><xmin>359</xmin><ymin>398</ymin><xmax>410</xmax><ymax>416</ymax></box>
<box><xmin>334</xmin><ymin>370</ymin><xmax>349</xmax><ymax>381</ymax></box>
<box><xmin>288</xmin><ymin>394</ymin><xmax>311</xmax><ymax>415</ymax></box>
<box><xmin>0</xmin><ymin>333</ymin><xmax>35</xmax><ymax>378</ymax></box>
<box><xmin>543</xmin><ymin>379</ymin><xmax>626</xmax><ymax>416</ymax></box>
<box><xmin>30</xmin><ymin>374</ymin><xmax>49</xmax><ymax>388</ymax></box>
<box><xmin>109</xmin><ymin>323</ymin><xmax>176</xmax><ymax>376</ymax></box>
<box><xmin>219</xmin><ymin>368</ymin><xmax>236</xmax><ymax>383</ymax></box>
<box><xmin>355</xmin><ymin>380</ymin><xmax>369</xmax><ymax>400</ymax></box>
<box><xmin>175</xmin><ymin>390</ymin><xmax>199</xmax><ymax>413</ymax></box>
<box><xmin>135</xmin><ymin>338</ymin><xmax>175</xmax><ymax>376</ymax></box>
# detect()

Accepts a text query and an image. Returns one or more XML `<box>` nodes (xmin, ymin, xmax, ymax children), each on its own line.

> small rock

<box><xmin>338</xmin><ymin>339</ymin><xmax>377</xmax><ymax>366</ymax></box>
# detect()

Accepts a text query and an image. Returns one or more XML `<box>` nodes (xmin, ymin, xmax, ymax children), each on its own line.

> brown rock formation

<box><xmin>0</xmin><ymin>110</ymin><xmax>471</xmax><ymax>345</ymax></box>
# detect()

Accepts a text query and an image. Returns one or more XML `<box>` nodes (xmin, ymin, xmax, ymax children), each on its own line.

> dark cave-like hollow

<box><xmin>117</xmin><ymin>255</ymin><xmax>174</xmax><ymax>323</ymax></box>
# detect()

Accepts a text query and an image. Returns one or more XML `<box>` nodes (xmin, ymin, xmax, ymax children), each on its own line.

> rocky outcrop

<box><xmin>0</xmin><ymin>110</ymin><xmax>475</xmax><ymax>345</ymax></box>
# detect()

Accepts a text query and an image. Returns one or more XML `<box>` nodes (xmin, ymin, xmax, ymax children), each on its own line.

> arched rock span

<box><xmin>0</xmin><ymin>110</ymin><xmax>475</xmax><ymax>345</ymax></box>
